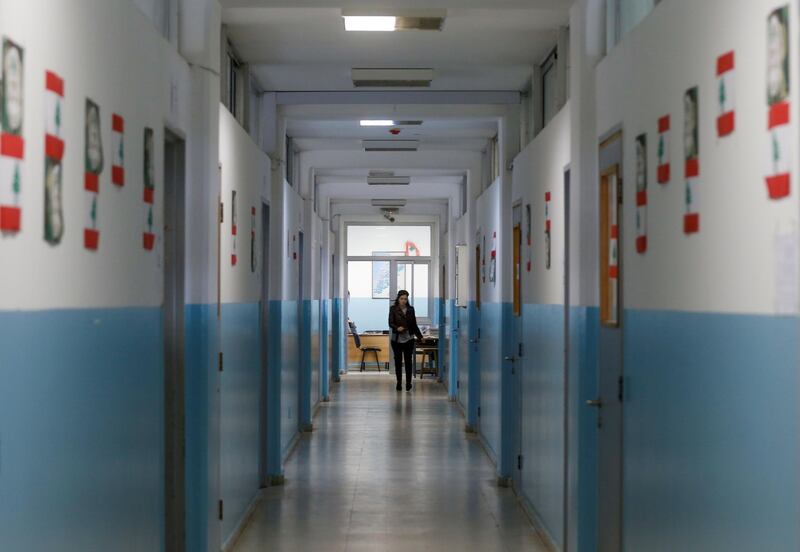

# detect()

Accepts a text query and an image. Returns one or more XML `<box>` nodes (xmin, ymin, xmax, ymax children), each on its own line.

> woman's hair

<box><xmin>394</xmin><ymin>289</ymin><xmax>410</xmax><ymax>307</ymax></box>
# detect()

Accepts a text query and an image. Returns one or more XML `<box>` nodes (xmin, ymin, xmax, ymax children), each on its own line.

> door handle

<box><xmin>469</xmin><ymin>338</ymin><xmax>479</xmax><ymax>343</ymax></box>
<box><xmin>586</xmin><ymin>398</ymin><xmax>603</xmax><ymax>408</ymax></box>
<box><xmin>504</xmin><ymin>356</ymin><xmax>516</xmax><ymax>362</ymax></box>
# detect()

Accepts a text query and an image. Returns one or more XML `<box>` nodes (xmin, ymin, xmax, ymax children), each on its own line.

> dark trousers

<box><xmin>391</xmin><ymin>339</ymin><xmax>414</xmax><ymax>383</ymax></box>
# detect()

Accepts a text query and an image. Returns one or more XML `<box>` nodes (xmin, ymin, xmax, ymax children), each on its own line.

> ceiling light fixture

<box><xmin>343</xmin><ymin>16</ymin><xmax>396</xmax><ymax>32</ymax></box>
<box><xmin>342</xmin><ymin>10</ymin><xmax>446</xmax><ymax>32</ymax></box>
<box><xmin>360</xmin><ymin>120</ymin><xmax>395</xmax><ymax>127</ymax></box>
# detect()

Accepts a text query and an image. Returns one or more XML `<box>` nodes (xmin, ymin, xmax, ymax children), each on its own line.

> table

<box><xmin>414</xmin><ymin>336</ymin><xmax>439</xmax><ymax>379</ymax></box>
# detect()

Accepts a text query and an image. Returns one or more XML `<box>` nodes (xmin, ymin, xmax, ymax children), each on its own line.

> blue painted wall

<box><xmin>447</xmin><ymin>300</ymin><xmax>459</xmax><ymax>399</ymax></box>
<box><xmin>320</xmin><ymin>299</ymin><xmax>330</xmax><ymax>400</ymax></box>
<box><xmin>570</xmin><ymin>306</ymin><xmax>599</xmax><ymax>552</ymax></box>
<box><xmin>332</xmin><ymin>298</ymin><xmax>344</xmax><ymax>380</ymax></box>
<box><xmin>185</xmin><ymin>303</ymin><xmax>221</xmax><ymax>552</ymax></box>
<box><xmin>478</xmin><ymin>301</ymin><xmax>503</xmax><ymax>464</ymax></box>
<box><xmin>309</xmin><ymin>300</ymin><xmax>321</xmax><ymax>411</ymax></box>
<box><xmin>623</xmin><ymin>309</ymin><xmax>800</xmax><ymax>551</ymax></box>
<box><xmin>518</xmin><ymin>303</ymin><xmax>566</xmax><ymax>545</ymax></box>
<box><xmin>0</xmin><ymin>308</ymin><xmax>165</xmax><ymax>551</ymax></box>
<box><xmin>278</xmin><ymin>300</ymin><xmax>299</xmax><ymax>458</ymax></box>
<box><xmin>219</xmin><ymin>302</ymin><xmax>262</xmax><ymax>543</ymax></box>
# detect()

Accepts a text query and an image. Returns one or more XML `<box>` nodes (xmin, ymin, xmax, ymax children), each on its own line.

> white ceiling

<box><xmin>221</xmin><ymin>1</ymin><xmax>571</xmax><ymax>91</ymax></box>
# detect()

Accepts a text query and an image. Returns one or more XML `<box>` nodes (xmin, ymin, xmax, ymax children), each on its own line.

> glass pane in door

<box><xmin>413</xmin><ymin>263</ymin><xmax>429</xmax><ymax>319</ymax></box>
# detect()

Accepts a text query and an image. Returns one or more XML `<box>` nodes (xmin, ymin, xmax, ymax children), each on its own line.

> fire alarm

<box><xmin>389</xmin><ymin>128</ymin><xmax>401</xmax><ymax>135</ymax></box>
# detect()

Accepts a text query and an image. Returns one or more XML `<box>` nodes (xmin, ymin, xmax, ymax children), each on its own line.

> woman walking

<box><xmin>388</xmin><ymin>290</ymin><xmax>424</xmax><ymax>391</ymax></box>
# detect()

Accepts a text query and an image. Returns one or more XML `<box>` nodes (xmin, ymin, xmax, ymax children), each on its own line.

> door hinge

<box><xmin>219</xmin><ymin>202</ymin><xmax>224</xmax><ymax>224</ymax></box>
<box><xmin>518</xmin><ymin>343</ymin><xmax>524</xmax><ymax>357</ymax></box>
<box><xmin>517</xmin><ymin>454</ymin><xmax>523</xmax><ymax>471</ymax></box>
<box><xmin>618</xmin><ymin>184</ymin><xmax>623</xmax><ymax>205</ymax></box>
<box><xmin>456</xmin><ymin>380</ymin><xmax>460</xmax><ymax>389</ymax></box>
<box><xmin>477</xmin><ymin>328</ymin><xmax>481</xmax><ymax>339</ymax></box>
<box><xmin>618</xmin><ymin>375</ymin><xmax>624</xmax><ymax>402</ymax></box>
<box><xmin>218</xmin><ymin>499</ymin><xmax>224</xmax><ymax>520</ymax></box>
<box><xmin>218</xmin><ymin>352</ymin><xmax>224</xmax><ymax>372</ymax></box>
<box><xmin>477</xmin><ymin>406</ymin><xmax>481</xmax><ymax>418</ymax></box>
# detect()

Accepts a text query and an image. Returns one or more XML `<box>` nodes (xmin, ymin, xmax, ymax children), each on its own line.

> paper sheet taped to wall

<box><xmin>774</xmin><ymin>224</ymin><xmax>798</xmax><ymax>314</ymax></box>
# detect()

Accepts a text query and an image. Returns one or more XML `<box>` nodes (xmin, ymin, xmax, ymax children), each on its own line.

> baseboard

<box><xmin>511</xmin><ymin>482</ymin><xmax>560</xmax><ymax>552</ymax></box>
<box><xmin>281</xmin><ymin>431</ymin><xmax>302</xmax><ymax>463</ymax></box>
<box><xmin>220</xmin><ymin>489</ymin><xmax>265</xmax><ymax>552</ymax></box>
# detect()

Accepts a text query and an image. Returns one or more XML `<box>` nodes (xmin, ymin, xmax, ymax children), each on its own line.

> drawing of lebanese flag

<box><xmin>143</xmin><ymin>204</ymin><xmax>155</xmax><ymax>250</ymax></box>
<box><xmin>657</xmin><ymin>116</ymin><xmax>670</xmax><ymax>184</ymax></box>
<box><xmin>0</xmin><ymin>156</ymin><xmax>21</xmax><ymax>232</ymax></box>
<box><xmin>545</xmin><ymin>191</ymin><xmax>551</xmax><ymax>231</ymax></box>
<box><xmin>84</xmin><ymin>193</ymin><xmax>99</xmax><ymax>250</ymax></box>
<box><xmin>111</xmin><ymin>114</ymin><xmax>124</xmax><ymax>186</ymax></box>
<box><xmin>636</xmin><ymin>190</ymin><xmax>647</xmax><ymax>253</ymax></box>
<box><xmin>683</xmin><ymin>178</ymin><xmax>700</xmax><ymax>234</ymax></box>
<box><xmin>608</xmin><ymin>223</ymin><xmax>619</xmax><ymax>279</ymax></box>
<box><xmin>44</xmin><ymin>71</ymin><xmax>65</xmax><ymax>161</ymax></box>
<box><xmin>716</xmin><ymin>51</ymin><xmax>735</xmax><ymax>137</ymax></box>
<box><xmin>766</xmin><ymin>100</ymin><xmax>791</xmax><ymax>199</ymax></box>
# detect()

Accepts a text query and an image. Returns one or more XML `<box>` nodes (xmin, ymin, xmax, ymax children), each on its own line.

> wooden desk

<box><xmin>347</xmin><ymin>333</ymin><xmax>391</xmax><ymax>368</ymax></box>
<box><xmin>414</xmin><ymin>337</ymin><xmax>439</xmax><ymax>379</ymax></box>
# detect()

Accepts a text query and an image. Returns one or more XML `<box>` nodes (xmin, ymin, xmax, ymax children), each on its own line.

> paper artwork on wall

<box><xmin>111</xmin><ymin>114</ymin><xmax>124</xmax><ymax>186</ymax></box>
<box><xmin>250</xmin><ymin>206</ymin><xmax>256</xmax><ymax>273</ymax></box>
<box><xmin>84</xmin><ymin>98</ymin><xmax>103</xmax><ymax>250</ymax></box>
<box><xmin>545</xmin><ymin>191</ymin><xmax>552</xmax><ymax>269</ymax></box>
<box><xmin>489</xmin><ymin>231</ymin><xmax>497</xmax><ymax>285</ymax></box>
<box><xmin>656</xmin><ymin>115</ymin><xmax>671</xmax><ymax>184</ymax></box>
<box><xmin>525</xmin><ymin>203</ymin><xmax>532</xmax><ymax>272</ymax></box>
<box><xmin>481</xmin><ymin>234</ymin><xmax>486</xmax><ymax>283</ymax></box>
<box><xmin>716</xmin><ymin>51</ymin><xmax>736</xmax><ymax>137</ymax></box>
<box><xmin>0</xmin><ymin>38</ymin><xmax>25</xmax><ymax>233</ymax></box>
<box><xmin>44</xmin><ymin>71</ymin><xmax>64</xmax><ymax>244</ymax></box>
<box><xmin>292</xmin><ymin>233</ymin><xmax>297</xmax><ymax>261</ymax></box>
<box><xmin>143</xmin><ymin>127</ymin><xmax>155</xmax><ymax>250</ymax></box>
<box><xmin>766</xmin><ymin>6</ymin><xmax>791</xmax><ymax>200</ymax></box>
<box><xmin>635</xmin><ymin>134</ymin><xmax>648</xmax><ymax>253</ymax></box>
<box><xmin>231</xmin><ymin>190</ymin><xmax>238</xmax><ymax>266</ymax></box>
<box><xmin>683</xmin><ymin>87</ymin><xmax>700</xmax><ymax>235</ymax></box>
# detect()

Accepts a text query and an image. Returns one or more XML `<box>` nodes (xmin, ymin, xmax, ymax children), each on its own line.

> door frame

<box><xmin>258</xmin><ymin>202</ymin><xmax>270</xmax><ymax>486</ymax></box>
<box><xmin>163</xmin><ymin>129</ymin><xmax>186</xmax><ymax>552</ymax></box>
<box><xmin>595</xmin><ymin>129</ymin><xmax>625</xmax><ymax>552</ymax></box>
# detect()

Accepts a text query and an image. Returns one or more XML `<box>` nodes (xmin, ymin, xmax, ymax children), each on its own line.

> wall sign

<box><xmin>143</xmin><ymin>127</ymin><xmax>155</xmax><ymax>250</ymax></box>
<box><xmin>0</xmin><ymin>38</ymin><xmax>25</xmax><ymax>233</ymax></box>
<box><xmin>716</xmin><ymin>51</ymin><xmax>736</xmax><ymax>137</ymax></box>
<box><xmin>525</xmin><ymin>203</ymin><xmax>532</xmax><ymax>272</ymax></box>
<box><xmin>111</xmin><ymin>114</ymin><xmax>124</xmax><ymax>186</ymax></box>
<box><xmin>545</xmin><ymin>191</ymin><xmax>552</xmax><ymax>269</ymax></box>
<box><xmin>44</xmin><ymin>70</ymin><xmax>64</xmax><ymax>244</ymax></box>
<box><xmin>84</xmin><ymin>98</ymin><xmax>103</xmax><ymax>250</ymax></box>
<box><xmin>231</xmin><ymin>190</ymin><xmax>238</xmax><ymax>266</ymax></box>
<box><xmin>683</xmin><ymin>86</ymin><xmax>700</xmax><ymax>234</ymax></box>
<box><xmin>766</xmin><ymin>5</ymin><xmax>791</xmax><ymax>200</ymax></box>
<box><xmin>489</xmin><ymin>230</ymin><xmax>497</xmax><ymax>286</ymax></box>
<box><xmin>635</xmin><ymin>133</ymin><xmax>648</xmax><ymax>253</ymax></box>
<box><xmin>657</xmin><ymin>115</ymin><xmax>671</xmax><ymax>184</ymax></box>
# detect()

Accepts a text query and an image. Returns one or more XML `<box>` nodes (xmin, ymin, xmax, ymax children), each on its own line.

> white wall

<box><xmin>513</xmin><ymin>105</ymin><xmax>572</xmax><ymax>306</ymax></box>
<box><xmin>219</xmin><ymin>105</ymin><xmax>269</xmax><ymax>304</ymax></box>
<box><xmin>597</xmin><ymin>0</ymin><xmax>799</xmax><ymax>315</ymax></box>
<box><xmin>0</xmin><ymin>0</ymin><xmax>191</xmax><ymax>310</ymax></box>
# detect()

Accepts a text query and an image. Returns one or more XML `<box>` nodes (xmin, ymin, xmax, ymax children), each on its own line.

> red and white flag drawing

<box><xmin>716</xmin><ymin>51</ymin><xmax>736</xmax><ymax>137</ymax></box>
<box><xmin>636</xmin><ymin>189</ymin><xmax>647</xmax><ymax>253</ymax></box>
<box><xmin>684</xmin><ymin>179</ymin><xmax>700</xmax><ymax>234</ymax></box>
<box><xmin>44</xmin><ymin>71</ymin><xmax>64</xmax><ymax>161</ymax></box>
<box><xmin>111</xmin><ymin>114</ymin><xmax>124</xmax><ymax>186</ymax></box>
<box><xmin>656</xmin><ymin>116</ymin><xmax>670</xmax><ymax>184</ymax></box>
<box><xmin>0</xmin><ymin>137</ymin><xmax>23</xmax><ymax>232</ymax></box>
<box><xmin>608</xmin><ymin>184</ymin><xmax>618</xmax><ymax>280</ymax></box>
<box><xmin>766</xmin><ymin>100</ymin><xmax>791</xmax><ymax>199</ymax></box>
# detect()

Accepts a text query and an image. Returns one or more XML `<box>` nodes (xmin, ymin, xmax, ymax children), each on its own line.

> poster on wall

<box><xmin>143</xmin><ymin>127</ymin><xmax>155</xmax><ymax>250</ymax></box>
<box><xmin>545</xmin><ymin>192</ymin><xmax>552</xmax><ymax>269</ymax></box>
<box><xmin>489</xmin><ymin>231</ymin><xmax>497</xmax><ymax>285</ymax></box>
<box><xmin>231</xmin><ymin>190</ymin><xmax>238</xmax><ymax>266</ymax></box>
<box><xmin>481</xmin><ymin>234</ymin><xmax>486</xmax><ymax>283</ymax></box>
<box><xmin>111</xmin><ymin>114</ymin><xmax>124</xmax><ymax>186</ymax></box>
<box><xmin>716</xmin><ymin>51</ymin><xmax>736</xmax><ymax>137</ymax></box>
<box><xmin>525</xmin><ymin>203</ymin><xmax>532</xmax><ymax>271</ymax></box>
<box><xmin>250</xmin><ymin>206</ymin><xmax>256</xmax><ymax>272</ymax></box>
<box><xmin>0</xmin><ymin>38</ymin><xmax>24</xmax><ymax>233</ymax></box>
<box><xmin>84</xmin><ymin>98</ymin><xmax>103</xmax><ymax>250</ymax></box>
<box><xmin>683</xmin><ymin>87</ymin><xmax>700</xmax><ymax>234</ymax></box>
<box><xmin>44</xmin><ymin>70</ymin><xmax>65</xmax><ymax>244</ymax></box>
<box><xmin>635</xmin><ymin>133</ymin><xmax>648</xmax><ymax>253</ymax></box>
<box><xmin>766</xmin><ymin>5</ymin><xmax>791</xmax><ymax>200</ymax></box>
<box><xmin>657</xmin><ymin>115</ymin><xmax>671</xmax><ymax>184</ymax></box>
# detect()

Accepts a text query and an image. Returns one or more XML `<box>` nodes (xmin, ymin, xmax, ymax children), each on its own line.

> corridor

<box><xmin>232</xmin><ymin>374</ymin><xmax>548</xmax><ymax>552</ymax></box>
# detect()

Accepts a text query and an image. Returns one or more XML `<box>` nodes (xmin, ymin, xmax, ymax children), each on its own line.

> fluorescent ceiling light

<box><xmin>343</xmin><ymin>16</ymin><xmax>396</xmax><ymax>32</ymax></box>
<box><xmin>360</xmin><ymin>120</ymin><xmax>395</xmax><ymax>127</ymax></box>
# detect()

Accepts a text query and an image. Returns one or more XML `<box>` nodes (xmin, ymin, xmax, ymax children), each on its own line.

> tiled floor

<box><xmin>231</xmin><ymin>373</ymin><xmax>549</xmax><ymax>552</ymax></box>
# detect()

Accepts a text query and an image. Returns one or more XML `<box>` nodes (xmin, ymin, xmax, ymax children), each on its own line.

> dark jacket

<box><xmin>388</xmin><ymin>304</ymin><xmax>424</xmax><ymax>342</ymax></box>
